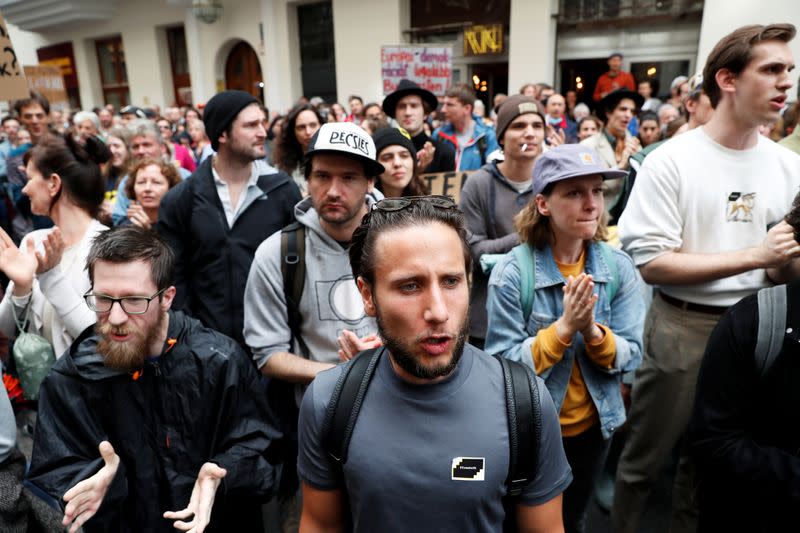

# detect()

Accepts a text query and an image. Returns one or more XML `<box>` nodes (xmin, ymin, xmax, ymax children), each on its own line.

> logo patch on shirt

<box><xmin>452</xmin><ymin>457</ymin><xmax>485</xmax><ymax>481</ymax></box>
<box><xmin>726</xmin><ymin>192</ymin><xmax>756</xmax><ymax>222</ymax></box>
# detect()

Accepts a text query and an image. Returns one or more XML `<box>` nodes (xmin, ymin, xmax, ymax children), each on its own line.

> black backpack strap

<box><xmin>321</xmin><ymin>348</ymin><xmax>383</xmax><ymax>466</ymax></box>
<box><xmin>493</xmin><ymin>354</ymin><xmax>542</xmax><ymax>497</ymax></box>
<box><xmin>281</xmin><ymin>221</ymin><xmax>309</xmax><ymax>357</ymax></box>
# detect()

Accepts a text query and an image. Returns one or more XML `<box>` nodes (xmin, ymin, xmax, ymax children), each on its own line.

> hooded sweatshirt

<box><xmin>243</xmin><ymin>195</ymin><xmax>378</xmax><ymax>390</ymax></box>
<box><xmin>459</xmin><ymin>161</ymin><xmax>534</xmax><ymax>340</ymax></box>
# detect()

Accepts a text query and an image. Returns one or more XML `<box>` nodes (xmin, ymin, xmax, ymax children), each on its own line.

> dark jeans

<box><xmin>563</xmin><ymin>425</ymin><xmax>611</xmax><ymax>533</ymax></box>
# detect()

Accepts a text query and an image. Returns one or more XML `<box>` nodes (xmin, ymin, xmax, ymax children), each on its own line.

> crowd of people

<box><xmin>0</xmin><ymin>21</ymin><xmax>799</xmax><ymax>533</ymax></box>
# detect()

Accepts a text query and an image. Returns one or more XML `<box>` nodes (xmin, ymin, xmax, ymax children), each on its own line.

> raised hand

<box><xmin>0</xmin><ymin>228</ymin><xmax>38</xmax><ymax>295</ymax></box>
<box><xmin>756</xmin><ymin>220</ymin><xmax>800</xmax><ymax>268</ymax></box>
<box><xmin>555</xmin><ymin>274</ymin><xmax>598</xmax><ymax>342</ymax></box>
<box><xmin>416</xmin><ymin>141</ymin><xmax>435</xmax><ymax>173</ymax></box>
<box><xmin>164</xmin><ymin>462</ymin><xmax>227</xmax><ymax>533</ymax></box>
<box><xmin>34</xmin><ymin>227</ymin><xmax>65</xmax><ymax>274</ymax></box>
<box><xmin>62</xmin><ymin>441</ymin><xmax>120</xmax><ymax>533</ymax></box>
<box><xmin>337</xmin><ymin>329</ymin><xmax>382</xmax><ymax>362</ymax></box>
<box><xmin>127</xmin><ymin>203</ymin><xmax>152</xmax><ymax>230</ymax></box>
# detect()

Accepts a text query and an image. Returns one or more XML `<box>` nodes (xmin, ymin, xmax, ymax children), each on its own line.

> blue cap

<box><xmin>532</xmin><ymin>145</ymin><xmax>627</xmax><ymax>196</ymax></box>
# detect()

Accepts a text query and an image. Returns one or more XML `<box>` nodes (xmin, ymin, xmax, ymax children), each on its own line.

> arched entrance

<box><xmin>224</xmin><ymin>41</ymin><xmax>264</xmax><ymax>101</ymax></box>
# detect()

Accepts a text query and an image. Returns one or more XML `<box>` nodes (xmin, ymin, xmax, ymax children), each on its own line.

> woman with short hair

<box><xmin>124</xmin><ymin>159</ymin><xmax>182</xmax><ymax>230</ymax></box>
<box><xmin>485</xmin><ymin>144</ymin><xmax>644</xmax><ymax>533</ymax></box>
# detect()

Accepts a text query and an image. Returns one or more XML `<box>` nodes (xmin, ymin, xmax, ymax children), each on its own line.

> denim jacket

<box><xmin>485</xmin><ymin>241</ymin><xmax>645</xmax><ymax>439</ymax></box>
<box><xmin>433</xmin><ymin>115</ymin><xmax>500</xmax><ymax>171</ymax></box>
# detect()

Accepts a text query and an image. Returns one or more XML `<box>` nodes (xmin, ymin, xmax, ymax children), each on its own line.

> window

<box><xmin>167</xmin><ymin>26</ymin><xmax>192</xmax><ymax>106</ymax></box>
<box><xmin>95</xmin><ymin>36</ymin><xmax>130</xmax><ymax>107</ymax></box>
<box><xmin>298</xmin><ymin>2</ymin><xmax>336</xmax><ymax>102</ymax></box>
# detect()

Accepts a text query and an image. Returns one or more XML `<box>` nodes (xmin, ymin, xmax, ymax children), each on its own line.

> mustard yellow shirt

<box><xmin>530</xmin><ymin>251</ymin><xmax>616</xmax><ymax>437</ymax></box>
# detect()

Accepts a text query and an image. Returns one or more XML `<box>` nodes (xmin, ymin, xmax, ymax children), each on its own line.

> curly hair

<box><xmin>273</xmin><ymin>104</ymin><xmax>323</xmax><ymax>174</ymax></box>
<box><xmin>124</xmin><ymin>159</ymin><xmax>182</xmax><ymax>202</ymax></box>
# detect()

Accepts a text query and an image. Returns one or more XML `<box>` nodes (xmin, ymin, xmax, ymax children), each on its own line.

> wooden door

<box><xmin>225</xmin><ymin>41</ymin><xmax>263</xmax><ymax>100</ymax></box>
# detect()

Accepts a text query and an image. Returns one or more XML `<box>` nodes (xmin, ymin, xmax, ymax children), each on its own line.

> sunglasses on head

<box><xmin>371</xmin><ymin>195</ymin><xmax>457</xmax><ymax>213</ymax></box>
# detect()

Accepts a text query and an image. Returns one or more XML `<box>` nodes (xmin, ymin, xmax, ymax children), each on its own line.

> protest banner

<box><xmin>381</xmin><ymin>45</ymin><xmax>452</xmax><ymax>97</ymax></box>
<box><xmin>24</xmin><ymin>65</ymin><xmax>69</xmax><ymax>111</ymax></box>
<box><xmin>0</xmin><ymin>11</ymin><xmax>29</xmax><ymax>102</ymax></box>
<box><xmin>421</xmin><ymin>171</ymin><xmax>475</xmax><ymax>204</ymax></box>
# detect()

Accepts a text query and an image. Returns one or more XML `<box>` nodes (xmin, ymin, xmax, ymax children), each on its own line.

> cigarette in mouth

<box><xmin>521</xmin><ymin>143</ymin><xmax>528</xmax><ymax>152</ymax></box>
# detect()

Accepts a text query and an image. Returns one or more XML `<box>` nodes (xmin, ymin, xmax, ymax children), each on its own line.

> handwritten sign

<box><xmin>24</xmin><ymin>66</ymin><xmax>69</xmax><ymax>111</ymax></box>
<box><xmin>381</xmin><ymin>45</ymin><xmax>452</xmax><ymax>97</ymax></box>
<box><xmin>0</xmin><ymin>11</ymin><xmax>29</xmax><ymax>101</ymax></box>
<box><xmin>422</xmin><ymin>171</ymin><xmax>475</xmax><ymax>204</ymax></box>
<box><xmin>464</xmin><ymin>24</ymin><xmax>504</xmax><ymax>57</ymax></box>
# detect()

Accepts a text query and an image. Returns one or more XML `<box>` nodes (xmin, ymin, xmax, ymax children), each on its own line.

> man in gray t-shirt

<box><xmin>298</xmin><ymin>196</ymin><xmax>571</xmax><ymax>531</ymax></box>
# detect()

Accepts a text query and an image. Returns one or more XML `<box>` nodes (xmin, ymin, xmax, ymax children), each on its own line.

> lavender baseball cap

<box><xmin>532</xmin><ymin>144</ymin><xmax>627</xmax><ymax>196</ymax></box>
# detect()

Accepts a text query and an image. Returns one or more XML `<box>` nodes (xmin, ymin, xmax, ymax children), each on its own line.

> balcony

<box><xmin>558</xmin><ymin>0</ymin><xmax>704</xmax><ymax>28</ymax></box>
<box><xmin>0</xmin><ymin>0</ymin><xmax>121</xmax><ymax>32</ymax></box>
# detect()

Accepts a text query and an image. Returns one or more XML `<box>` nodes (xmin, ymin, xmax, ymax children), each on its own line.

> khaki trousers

<box><xmin>612</xmin><ymin>294</ymin><xmax>721</xmax><ymax>533</ymax></box>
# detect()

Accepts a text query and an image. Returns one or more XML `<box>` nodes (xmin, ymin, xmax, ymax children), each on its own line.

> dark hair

<box><xmin>274</xmin><ymin>104</ymin><xmax>324</xmax><ymax>174</ymax></box>
<box><xmin>349</xmin><ymin>199</ymin><xmax>472</xmax><ymax>287</ymax></box>
<box><xmin>348</xmin><ymin>95</ymin><xmax>364</xmax><ymax>104</ymax></box>
<box><xmin>785</xmin><ymin>190</ymin><xmax>800</xmax><ymax>244</ymax></box>
<box><xmin>1</xmin><ymin>116</ymin><xmax>19</xmax><ymax>126</ymax></box>
<box><xmin>445</xmin><ymin>83</ymin><xmax>477</xmax><ymax>107</ymax></box>
<box><xmin>639</xmin><ymin>111</ymin><xmax>659</xmax><ymax>124</ymax></box>
<box><xmin>267</xmin><ymin>114</ymin><xmax>285</xmax><ymax>141</ymax></box>
<box><xmin>703</xmin><ymin>23</ymin><xmax>796</xmax><ymax>108</ymax></box>
<box><xmin>25</xmin><ymin>134</ymin><xmax>109</xmax><ymax>217</ymax></box>
<box><xmin>578</xmin><ymin>115</ymin><xmax>603</xmax><ymax>130</ymax></box>
<box><xmin>125</xmin><ymin>158</ymin><xmax>182</xmax><ymax>201</ymax></box>
<box><xmin>375</xmin><ymin>147</ymin><xmax>429</xmax><ymax>198</ymax></box>
<box><xmin>87</xmin><ymin>226</ymin><xmax>175</xmax><ymax>291</ymax></box>
<box><xmin>13</xmin><ymin>91</ymin><xmax>50</xmax><ymax>116</ymax></box>
<box><xmin>363</xmin><ymin>102</ymin><xmax>382</xmax><ymax>116</ymax></box>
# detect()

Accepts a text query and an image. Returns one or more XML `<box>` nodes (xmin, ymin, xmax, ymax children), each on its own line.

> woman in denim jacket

<box><xmin>485</xmin><ymin>144</ymin><xmax>645</xmax><ymax>533</ymax></box>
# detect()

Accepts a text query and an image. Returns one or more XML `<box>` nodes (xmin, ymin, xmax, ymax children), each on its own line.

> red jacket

<box><xmin>593</xmin><ymin>71</ymin><xmax>636</xmax><ymax>102</ymax></box>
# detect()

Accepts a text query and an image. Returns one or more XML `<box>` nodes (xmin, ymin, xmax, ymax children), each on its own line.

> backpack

<box><xmin>319</xmin><ymin>346</ymin><xmax>542</xmax><ymax>532</ymax></box>
<box><xmin>513</xmin><ymin>242</ymin><xmax>620</xmax><ymax>323</ymax></box>
<box><xmin>754</xmin><ymin>284</ymin><xmax>790</xmax><ymax>379</ymax></box>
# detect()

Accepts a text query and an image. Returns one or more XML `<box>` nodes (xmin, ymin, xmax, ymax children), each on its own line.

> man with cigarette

<box><xmin>459</xmin><ymin>95</ymin><xmax>546</xmax><ymax>347</ymax></box>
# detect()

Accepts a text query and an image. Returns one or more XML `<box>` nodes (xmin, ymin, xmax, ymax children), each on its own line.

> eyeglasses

<box><xmin>84</xmin><ymin>288</ymin><xmax>166</xmax><ymax>315</ymax></box>
<box><xmin>371</xmin><ymin>195</ymin><xmax>457</xmax><ymax>213</ymax></box>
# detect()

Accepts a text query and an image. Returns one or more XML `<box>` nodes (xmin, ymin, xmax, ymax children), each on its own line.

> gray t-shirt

<box><xmin>298</xmin><ymin>345</ymin><xmax>572</xmax><ymax>532</ymax></box>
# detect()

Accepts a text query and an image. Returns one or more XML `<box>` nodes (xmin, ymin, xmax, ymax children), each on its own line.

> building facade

<box><xmin>3</xmin><ymin>0</ymin><xmax>799</xmax><ymax>114</ymax></box>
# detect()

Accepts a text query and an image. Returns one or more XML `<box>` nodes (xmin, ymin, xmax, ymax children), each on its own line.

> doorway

<box><xmin>559</xmin><ymin>58</ymin><xmax>611</xmax><ymax>113</ymax></box>
<box><xmin>225</xmin><ymin>41</ymin><xmax>264</xmax><ymax>101</ymax></box>
<box><xmin>470</xmin><ymin>62</ymin><xmax>508</xmax><ymax>115</ymax></box>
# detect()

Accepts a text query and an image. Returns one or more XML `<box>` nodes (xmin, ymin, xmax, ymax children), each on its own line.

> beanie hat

<box><xmin>202</xmin><ymin>90</ymin><xmax>260</xmax><ymax>151</ymax></box>
<box><xmin>495</xmin><ymin>95</ymin><xmax>545</xmax><ymax>147</ymax></box>
<box><xmin>372</xmin><ymin>127</ymin><xmax>417</xmax><ymax>160</ymax></box>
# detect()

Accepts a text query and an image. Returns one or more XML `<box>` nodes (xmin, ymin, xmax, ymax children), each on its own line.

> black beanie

<box><xmin>372</xmin><ymin>127</ymin><xmax>417</xmax><ymax>160</ymax></box>
<box><xmin>203</xmin><ymin>90</ymin><xmax>260</xmax><ymax>151</ymax></box>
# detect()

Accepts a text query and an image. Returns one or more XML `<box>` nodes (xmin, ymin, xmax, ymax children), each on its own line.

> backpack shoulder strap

<box><xmin>512</xmin><ymin>244</ymin><xmax>536</xmax><ymax>323</ymax></box>
<box><xmin>281</xmin><ymin>221</ymin><xmax>308</xmax><ymax>356</ymax></box>
<box><xmin>321</xmin><ymin>348</ymin><xmax>383</xmax><ymax>466</ymax></box>
<box><xmin>598</xmin><ymin>243</ymin><xmax>620</xmax><ymax>301</ymax></box>
<box><xmin>493</xmin><ymin>354</ymin><xmax>542</xmax><ymax>497</ymax></box>
<box><xmin>755</xmin><ymin>284</ymin><xmax>787</xmax><ymax>380</ymax></box>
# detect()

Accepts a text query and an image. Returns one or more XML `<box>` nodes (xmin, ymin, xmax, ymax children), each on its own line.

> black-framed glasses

<box><xmin>372</xmin><ymin>195</ymin><xmax>457</xmax><ymax>213</ymax></box>
<box><xmin>84</xmin><ymin>288</ymin><xmax>166</xmax><ymax>315</ymax></box>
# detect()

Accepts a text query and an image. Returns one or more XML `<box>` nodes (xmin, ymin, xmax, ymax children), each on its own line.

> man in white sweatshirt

<box><xmin>615</xmin><ymin>23</ymin><xmax>800</xmax><ymax>533</ymax></box>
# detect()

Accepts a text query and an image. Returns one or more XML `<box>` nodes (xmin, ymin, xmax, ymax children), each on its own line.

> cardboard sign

<box><xmin>0</xmin><ymin>11</ymin><xmax>29</xmax><ymax>102</ymax></box>
<box><xmin>381</xmin><ymin>45</ymin><xmax>452</xmax><ymax>97</ymax></box>
<box><xmin>421</xmin><ymin>171</ymin><xmax>475</xmax><ymax>204</ymax></box>
<box><xmin>24</xmin><ymin>65</ymin><xmax>69</xmax><ymax>111</ymax></box>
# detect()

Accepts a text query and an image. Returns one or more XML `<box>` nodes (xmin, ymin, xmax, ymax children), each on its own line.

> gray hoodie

<box><xmin>459</xmin><ymin>161</ymin><xmax>534</xmax><ymax>341</ymax></box>
<box><xmin>244</xmin><ymin>195</ymin><xmax>378</xmax><ymax>375</ymax></box>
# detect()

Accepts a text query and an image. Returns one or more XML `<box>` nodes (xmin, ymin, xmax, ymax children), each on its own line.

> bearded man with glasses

<box><xmin>27</xmin><ymin>226</ymin><xmax>281</xmax><ymax>533</ymax></box>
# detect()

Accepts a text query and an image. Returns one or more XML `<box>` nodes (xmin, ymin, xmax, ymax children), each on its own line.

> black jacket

<box><xmin>412</xmin><ymin>130</ymin><xmax>456</xmax><ymax>174</ymax></box>
<box><xmin>158</xmin><ymin>158</ymin><xmax>301</xmax><ymax>346</ymax></box>
<box><xmin>689</xmin><ymin>281</ymin><xmax>800</xmax><ymax>532</ymax></box>
<box><xmin>26</xmin><ymin>311</ymin><xmax>281</xmax><ymax>532</ymax></box>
